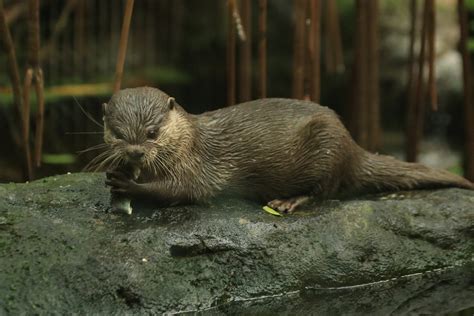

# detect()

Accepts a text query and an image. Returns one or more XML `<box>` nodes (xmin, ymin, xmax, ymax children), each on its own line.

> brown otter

<box><xmin>99</xmin><ymin>87</ymin><xmax>474</xmax><ymax>214</ymax></box>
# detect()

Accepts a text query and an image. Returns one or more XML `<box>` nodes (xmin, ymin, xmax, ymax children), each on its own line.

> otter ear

<box><xmin>167</xmin><ymin>97</ymin><xmax>176</xmax><ymax>110</ymax></box>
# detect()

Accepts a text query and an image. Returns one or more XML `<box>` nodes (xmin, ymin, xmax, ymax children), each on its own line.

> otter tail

<box><xmin>352</xmin><ymin>151</ymin><xmax>474</xmax><ymax>194</ymax></box>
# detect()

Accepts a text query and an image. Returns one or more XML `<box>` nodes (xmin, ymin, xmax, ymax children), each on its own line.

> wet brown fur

<box><xmin>98</xmin><ymin>87</ymin><xmax>474</xmax><ymax>205</ymax></box>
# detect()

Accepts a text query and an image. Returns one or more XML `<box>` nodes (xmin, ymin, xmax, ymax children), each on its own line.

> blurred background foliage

<box><xmin>0</xmin><ymin>0</ymin><xmax>473</xmax><ymax>183</ymax></box>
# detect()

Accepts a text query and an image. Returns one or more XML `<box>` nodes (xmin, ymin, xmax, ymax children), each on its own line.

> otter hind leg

<box><xmin>267</xmin><ymin>195</ymin><xmax>310</xmax><ymax>214</ymax></box>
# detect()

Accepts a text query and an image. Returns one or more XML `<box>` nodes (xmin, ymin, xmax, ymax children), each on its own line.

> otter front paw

<box><xmin>105</xmin><ymin>170</ymin><xmax>143</xmax><ymax>196</ymax></box>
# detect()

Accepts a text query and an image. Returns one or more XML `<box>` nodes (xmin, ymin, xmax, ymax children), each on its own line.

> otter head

<box><xmin>102</xmin><ymin>87</ymin><xmax>192</xmax><ymax>172</ymax></box>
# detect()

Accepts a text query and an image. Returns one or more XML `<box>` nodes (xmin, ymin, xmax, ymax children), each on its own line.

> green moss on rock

<box><xmin>0</xmin><ymin>173</ymin><xmax>473</xmax><ymax>314</ymax></box>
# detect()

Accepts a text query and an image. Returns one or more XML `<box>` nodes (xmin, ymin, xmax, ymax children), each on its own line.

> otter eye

<box><xmin>113</xmin><ymin>129</ymin><xmax>124</xmax><ymax>140</ymax></box>
<box><xmin>147</xmin><ymin>129</ymin><xmax>158</xmax><ymax>139</ymax></box>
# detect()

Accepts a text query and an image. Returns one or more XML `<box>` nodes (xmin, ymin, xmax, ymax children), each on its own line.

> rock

<box><xmin>0</xmin><ymin>173</ymin><xmax>473</xmax><ymax>315</ymax></box>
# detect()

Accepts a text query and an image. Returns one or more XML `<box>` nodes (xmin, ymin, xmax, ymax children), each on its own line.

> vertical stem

<box><xmin>309</xmin><ymin>0</ymin><xmax>321</xmax><ymax>102</ymax></box>
<box><xmin>40</xmin><ymin>0</ymin><xmax>77</xmax><ymax>61</ymax></box>
<box><xmin>14</xmin><ymin>0</ymin><xmax>43</xmax><ymax>179</ymax></box>
<box><xmin>227</xmin><ymin>0</ymin><xmax>237</xmax><ymax>106</ymax></box>
<box><xmin>239</xmin><ymin>0</ymin><xmax>252</xmax><ymax>102</ymax></box>
<box><xmin>258</xmin><ymin>0</ymin><xmax>267</xmax><ymax>98</ymax></box>
<box><xmin>292</xmin><ymin>0</ymin><xmax>306</xmax><ymax>99</ymax></box>
<box><xmin>407</xmin><ymin>0</ymin><xmax>429</xmax><ymax>162</ymax></box>
<box><xmin>99</xmin><ymin>0</ymin><xmax>109</xmax><ymax>74</ymax></box>
<box><xmin>113</xmin><ymin>0</ymin><xmax>134</xmax><ymax>93</ymax></box>
<box><xmin>34</xmin><ymin>69</ymin><xmax>44</xmax><ymax>167</ymax></box>
<box><xmin>28</xmin><ymin>0</ymin><xmax>40</xmax><ymax>67</ymax></box>
<box><xmin>324</xmin><ymin>0</ymin><xmax>335</xmax><ymax>73</ymax></box>
<box><xmin>21</xmin><ymin>68</ymin><xmax>34</xmax><ymax>179</ymax></box>
<box><xmin>231</xmin><ymin>0</ymin><xmax>246</xmax><ymax>42</ymax></box>
<box><xmin>75</xmin><ymin>0</ymin><xmax>85</xmax><ymax>81</ymax></box>
<box><xmin>22</xmin><ymin>70</ymin><xmax>33</xmax><ymax>145</ymax></box>
<box><xmin>367</xmin><ymin>0</ymin><xmax>380</xmax><ymax>151</ymax></box>
<box><xmin>458</xmin><ymin>0</ymin><xmax>474</xmax><ymax>181</ymax></box>
<box><xmin>427</xmin><ymin>0</ymin><xmax>437</xmax><ymax>111</ymax></box>
<box><xmin>89</xmin><ymin>0</ymin><xmax>98</xmax><ymax>79</ymax></box>
<box><xmin>353</xmin><ymin>0</ymin><xmax>369</xmax><ymax>148</ymax></box>
<box><xmin>109</xmin><ymin>1</ymin><xmax>116</xmax><ymax>76</ymax></box>
<box><xmin>408</xmin><ymin>0</ymin><xmax>417</xmax><ymax>87</ymax></box>
<box><xmin>327</xmin><ymin>0</ymin><xmax>344</xmax><ymax>73</ymax></box>
<box><xmin>1</xmin><ymin>0</ymin><xmax>32</xmax><ymax>179</ymax></box>
<box><xmin>406</xmin><ymin>0</ymin><xmax>418</xmax><ymax>161</ymax></box>
<box><xmin>26</xmin><ymin>0</ymin><xmax>40</xmax><ymax>174</ymax></box>
<box><xmin>0</xmin><ymin>0</ymin><xmax>23</xmax><ymax>132</ymax></box>
<box><xmin>413</xmin><ymin>0</ymin><xmax>430</xmax><ymax>161</ymax></box>
<box><xmin>26</xmin><ymin>0</ymin><xmax>45</xmax><ymax>168</ymax></box>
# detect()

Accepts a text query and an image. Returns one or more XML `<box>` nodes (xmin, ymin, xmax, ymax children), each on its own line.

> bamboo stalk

<box><xmin>27</xmin><ymin>0</ymin><xmax>40</xmax><ymax>67</ymax></box>
<box><xmin>24</xmin><ymin>0</ymin><xmax>42</xmax><ymax>176</ymax></box>
<box><xmin>0</xmin><ymin>0</ymin><xmax>22</xmax><ymax>126</ymax></box>
<box><xmin>427</xmin><ymin>0</ymin><xmax>437</xmax><ymax>111</ymax></box>
<box><xmin>230</xmin><ymin>0</ymin><xmax>246</xmax><ymax>42</ymax></box>
<box><xmin>414</xmin><ymin>0</ymin><xmax>431</xmax><ymax>162</ymax></box>
<box><xmin>227</xmin><ymin>0</ymin><xmax>236</xmax><ymax>106</ymax></box>
<box><xmin>292</xmin><ymin>0</ymin><xmax>306</xmax><ymax>99</ymax></box>
<box><xmin>239</xmin><ymin>0</ymin><xmax>252</xmax><ymax>102</ymax></box>
<box><xmin>113</xmin><ymin>0</ymin><xmax>134</xmax><ymax>93</ymax></box>
<box><xmin>22</xmin><ymin>69</ymin><xmax>33</xmax><ymax>155</ymax></box>
<box><xmin>75</xmin><ymin>0</ymin><xmax>85</xmax><ymax>81</ymax></box>
<box><xmin>407</xmin><ymin>0</ymin><xmax>417</xmax><ymax>115</ymax></box>
<box><xmin>367</xmin><ymin>0</ymin><xmax>380</xmax><ymax>151</ymax></box>
<box><xmin>5</xmin><ymin>1</ymin><xmax>28</xmax><ymax>25</ymax></box>
<box><xmin>327</xmin><ymin>0</ymin><xmax>344</xmax><ymax>73</ymax></box>
<box><xmin>458</xmin><ymin>0</ymin><xmax>474</xmax><ymax>181</ymax></box>
<box><xmin>21</xmin><ymin>69</ymin><xmax>34</xmax><ymax>179</ymax></box>
<box><xmin>406</xmin><ymin>0</ymin><xmax>417</xmax><ymax>162</ymax></box>
<box><xmin>40</xmin><ymin>0</ymin><xmax>77</xmax><ymax>61</ymax></box>
<box><xmin>406</xmin><ymin>0</ymin><xmax>429</xmax><ymax>162</ymax></box>
<box><xmin>34</xmin><ymin>69</ymin><xmax>44</xmax><ymax>167</ymax></box>
<box><xmin>353</xmin><ymin>0</ymin><xmax>369</xmax><ymax>148</ymax></box>
<box><xmin>25</xmin><ymin>0</ymin><xmax>45</xmax><ymax>168</ymax></box>
<box><xmin>99</xmin><ymin>0</ymin><xmax>109</xmax><ymax>73</ymax></box>
<box><xmin>24</xmin><ymin>0</ymin><xmax>38</xmax><ymax>143</ymax></box>
<box><xmin>258</xmin><ymin>0</ymin><xmax>267</xmax><ymax>98</ymax></box>
<box><xmin>304</xmin><ymin>1</ymin><xmax>311</xmax><ymax>100</ymax></box>
<box><xmin>309</xmin><ymin>0</ymin><xmax>321</xmax><ymax>102</ymax></box>
<box><xmin>324</xmin><ymin>0</ymin><xmax>334</xmax><ymax>73</ymax></box>
<box><xmin>0</xmin><ymin>0</ymin><xmax>33</xmax><ymax>180</ymax></box>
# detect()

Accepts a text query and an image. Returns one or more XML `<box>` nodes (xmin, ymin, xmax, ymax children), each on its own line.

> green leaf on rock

<box><xmin>263</xmin><ymin>206</ymin><xmax>283</xmax><ymax>217</ymax></box>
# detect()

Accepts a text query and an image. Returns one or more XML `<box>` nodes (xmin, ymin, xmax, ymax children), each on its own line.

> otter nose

<box><xmin>126</xmin><ymin>148</ymin><xmax>145</xmax><ymax>160</ymax></box>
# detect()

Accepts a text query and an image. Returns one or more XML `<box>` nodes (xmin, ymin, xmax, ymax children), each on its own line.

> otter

<box><xmin>99</xmin><ymin>87</ymin><xmax>474</xmax><ymax>214</ymax></box>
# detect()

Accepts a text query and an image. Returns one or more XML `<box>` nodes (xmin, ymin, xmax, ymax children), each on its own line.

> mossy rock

<box><xmin>0</xmin><ymin>173</ymin><xmax>473</xmax><ymax>314</ymax></box>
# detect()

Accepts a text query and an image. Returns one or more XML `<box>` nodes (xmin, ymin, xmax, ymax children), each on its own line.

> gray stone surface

<box><xmin>0</xmin><ymin>173</ymin><xmax>473</xmax><ymax>315</ymax></box>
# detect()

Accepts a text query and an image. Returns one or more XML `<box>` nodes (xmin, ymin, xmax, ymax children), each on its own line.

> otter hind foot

<box><xmin>267</xmin><ymin>196</ymin><xmax>310</xmax><ymax>214</ymax></box>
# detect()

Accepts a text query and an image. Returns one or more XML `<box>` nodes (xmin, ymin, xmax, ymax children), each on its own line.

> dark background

<box><xmin>0</xmin><ymin>0</ymin><xmax>471</xmax><ymax>182</ymax></box>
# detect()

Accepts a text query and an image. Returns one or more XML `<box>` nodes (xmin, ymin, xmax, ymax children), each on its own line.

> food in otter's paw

<box><xmin>111</xmin><ymin>193</ymin><xmax>133</xmax><ymax>215</ymax></box>
<box><xmin>109</xmin><ymin>165</ymin><xmax>140</xmax><ymax>215</ymax></box>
